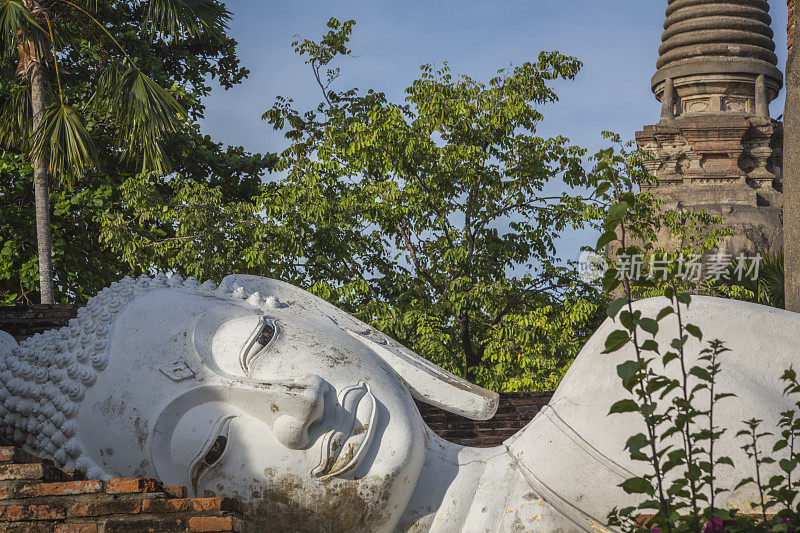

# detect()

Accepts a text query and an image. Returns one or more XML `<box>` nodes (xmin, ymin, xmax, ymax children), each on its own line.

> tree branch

<box><xmin>143</xmin><ymin>235</ymin><xmax>202</xmax><ymax>247</ymax></box>
<box><xmin>362</xmin><ymin>170</ymin><xmax>445</xmax><ymax>295</ymax></box>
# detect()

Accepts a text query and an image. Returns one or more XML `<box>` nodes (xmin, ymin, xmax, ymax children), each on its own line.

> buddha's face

<box><xmin>75</xmin><ymin>275</ymin><xmax>497</xmax><ymax>532</ymax></box>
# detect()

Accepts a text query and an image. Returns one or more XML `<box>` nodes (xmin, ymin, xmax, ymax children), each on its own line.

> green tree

<box><xmin>258</xmin><ymin>19</ymin><xmax>607</xmax><ymax>388</ymax></box>
<box><xmin>0</xmin><ymin>1</ymin><xmax>273</xmax><ymax>303</ymax></box>
<box><xmin>0</xmin><ymin>0</ymin><xmax>233</xmax><ymax>303</ymax></box>
<box><xmin>103</xmin><ymin>18</ymin><xmax>608</xmax><ymax>390</ymax></box>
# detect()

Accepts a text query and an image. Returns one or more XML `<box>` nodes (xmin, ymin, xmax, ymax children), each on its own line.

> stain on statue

<box><xmin>0</xmin><ymin>274</ymin><xmax>795</xmax><ymax>531</ymax></box>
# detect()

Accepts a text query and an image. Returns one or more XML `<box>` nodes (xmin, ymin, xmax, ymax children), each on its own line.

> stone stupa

<box><xmin>636</xmin><ymin>0</ymin><xmax>784</xmax><ymax>254</ymax></box>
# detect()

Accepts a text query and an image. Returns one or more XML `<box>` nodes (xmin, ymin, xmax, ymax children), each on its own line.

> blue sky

<box><xmin>201</xmin><ymin>0</ymin><xmax>790</xmax><ymax>259</ymax></box>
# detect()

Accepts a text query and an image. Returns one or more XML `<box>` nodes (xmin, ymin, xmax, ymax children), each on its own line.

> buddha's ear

<box><xmin>0</xmin><ymin>330</ymin><xmax>17</xmax><ymax>354</ymax></box>
<box><xmin>347</xmin><ymin>329</ymin><xmax>499</xmax><ymax>420</ymax></box>
<box><xmin>221</xmin><ymin>274</ymin><xmax>499</xmax><ymax>421</ymax></box>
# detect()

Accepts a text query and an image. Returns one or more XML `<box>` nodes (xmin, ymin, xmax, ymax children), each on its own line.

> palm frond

<box><xmin>77</xmin><ymin>0</ymin><xmax>101</xmax><ymax>12</ymax></box>
<box><xmin>143</xmin><ymin>0</ymin><xmax>230</xmax><ymax>39</ymax></box>
<box><xmin>758</xmin><ymin>252</ymin><xmax>784</xmax><ymax>309</ymax></box>
<box><xmin>113</xmin><ymin>67</ymin><xmax>186</xmax><ymax>174</ymax></box>
<box><xmin>0</xmin><ymin>82</ymin><xmax>32</xmax><ymax>149</ymax></box>
<box><xmin>30</xmin><ymin>102</ymin><xmax>97</xmax><ymax>186</ymax></box>
<box><xmin>41</xmin><ymin>7</ymin><xmax>76</xmax><ymax>55</ymax></box>
<box><xmin>89</xmin><ymin>61</ymin><xmax>121</xmax><ymax>111</ymax></box>
<box><xmin>0</xmin><ymin>0</ymin><xmax>44</xmax><ymax>59</ymax></box>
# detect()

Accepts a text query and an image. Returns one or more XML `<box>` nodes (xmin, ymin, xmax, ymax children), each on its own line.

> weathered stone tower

<box><xmin>636</xmin><ymin>0</ymin><xmax>784</xmax><ymax>254</ymax></box>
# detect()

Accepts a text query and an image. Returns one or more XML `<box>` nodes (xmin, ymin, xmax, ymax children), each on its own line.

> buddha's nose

<box><xmin>268</xmin><ymin>374</ymin><xmax>328</xmax><ymax>449</ymax></box>
<box><xmin>222</xmin><ymin>374</ymin><xmax>328</xmax><ymax>449</ymax></box>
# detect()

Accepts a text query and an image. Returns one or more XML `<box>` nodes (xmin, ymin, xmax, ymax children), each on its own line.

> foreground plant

<box><xmin>596</xmin><ymin>151</ymin><xmax>800</xmax><ymax>531</ymax></box>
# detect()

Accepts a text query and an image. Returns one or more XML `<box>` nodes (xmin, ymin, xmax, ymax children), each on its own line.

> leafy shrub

<box><xmin>596</xmin><ymin>150</ymin><xmax>800</xmax><ymax>532</ymax></box>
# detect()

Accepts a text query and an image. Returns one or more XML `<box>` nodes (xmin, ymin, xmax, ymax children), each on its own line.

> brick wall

<box><xmin>791</xmin><ymin>0</ymin><xmax>796</xmax><ymax>53</ymax></box>
<box><xmin>0</xmin><ymin>445</ymin><xmax>244</xmax><ymax>532</ymax></box>
<box><xmin>0</xmin><ymin>306</ymin><xmax>79</xmax><ymax>341</ymax></box>
<box><xmin>416</xmin><ymin>392</ymin><xmax>553</xmax><ymax>447</ymax></box>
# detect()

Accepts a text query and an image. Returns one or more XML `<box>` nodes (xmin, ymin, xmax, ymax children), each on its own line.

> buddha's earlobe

<box><xmin>349</xmin><ymin>330</ymin><xmax>499</xmax><ymax>421</ymax></box>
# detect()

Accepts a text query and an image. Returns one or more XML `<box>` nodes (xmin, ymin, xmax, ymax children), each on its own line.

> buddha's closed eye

<box><xmin>204</xmin><ymin>435</ymin><xmax>227</xmax><ymax>465</ymax></box>
<box><xmin>191</xmin><ymin>416</ymin><xmax>235</xmax><ymax>494</ymax></box>
<box><xmin>241</xmin><ymin>317</ymin><xmax>277</xmax><ymax>373</ymax></box>
<box><xmin>193</xmin><ymin>308</ymin><xmax>280</xmax><ymax>378</ymax></box>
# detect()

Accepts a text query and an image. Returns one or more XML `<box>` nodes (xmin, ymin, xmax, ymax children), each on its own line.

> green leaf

<box><xmin>670</xmin><ymin>336</ymin><xmax>687</xmax><ymax>350</ymax></box>
<box><xmin>594</xmin><ymin>182</ymin><xmax>611</xmax><ymax>198</ymax></box>
<box><xmin>689</xmin><ymin>367</ymin><xmax>712</xmax><ymax>381</ymax></box>
<box><xmin>774</xmin><ymin>440</ymin><xmax>789</xmax><ymax>452</ymax></box>
<box><xmin>0</xmin><ymin>83</ymin><xmax>32</xmax><ymax>149</ymax></box>
<box><xmin>603</xmin><ymin>217</ymin><xmax>620</xmax><ymax>233</ymax></box>
<box><xmin>596</xmin><ymin>231</ymin><xmax>617</xmax><ymax>250</ymax></box>
<box><xmin>656</xmin><ymin>306</ymin><xmax>674</xmax><ymax>322</ymax></box>
<box><xmin>639</xmin><ymin>318</ymin><xmax>658</xmax><ymax>336</ymax></box>
<box><xmin>685</xmin><ymin>324</ymin><xmax>702</xmax><ymax>341</ymax></box>
<box><xmin>616</xmin><ymin>360</ymin><xmax>638</xmax><ymax>389</ymax></box>
<box><xmin>625</xmin><ymin>433</ymin><xmax>650</xmax><ymax>458</ymax></box>
<box><xmin>642</xmin><ymin>339</ymin><xmax>659</xmax><ymax>352</ymax></box>
<box><xmin>620</xmin><ymin>477</ymin><xmax>654</xmax><ymax>495</ymax></box>
<box><xmin>780</xmin><ymin>458</ymin><xmax>797</xmax><ymax>474</ymax></box>
<box><xmin>662</xmin><ymin>352</ymin><xmax>679</xmax><ymax>366</ymax></box>
<box><xmin>603</xmin><ymin>269</ymin><xmax>620</xmax><ymax>293</ymax></box>
<box><xmin>603</xmin><ymin>330</ymin><xmax>630</xmax><ymax>354</ymax></box>
<box><xmin>606</xmin><ymin>297</ymin><xmax>627</xmax><ymax>319</ymax></box>
<box><xmin>663</xmin><ymin>286</ymin><xmax>674</xmax><ymax>301</ymax></box>
<box><xmin>620</xmin><ymin>310</ymin><xmax>633</xmax><ymax>331</ymax></box>
<box><xmin>717</xmin><ymin>456</ymin><xmax>734</xmax><ymax>467</ymax></box>
<box><xmin>609</xmin><ymin>399</ymin><xmax>640</xmax><ymax>415</ymax></box>
<box><xmin>608</xmin><ymin>202</ymin><xmax>628</xmax><ymax>222</ymax></box>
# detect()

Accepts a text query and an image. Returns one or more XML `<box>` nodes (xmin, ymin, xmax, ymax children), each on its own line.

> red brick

<box><xmin>0</xmin><ymin>463</ymin><xmax>70</xmax><ymax>482</ymax></box>
<box><xmin>104</xmin><ymin>478</ymin><xmax>163</xmax><ymax>494</ymax></box>
<box><xmin>15</xmin><ymin>480</ymin><xmax>103</xmax><ymax>498</ymax></box>
<box><xmin>0</xmin><ymin>503</ymin><xmax>66</xmax><ymax>521</ymax></box>
<box><xmin>0</xmin><ymin>447</ymin><xmax>53</xmax><ymax>465</ymax></box>
<box><xmin>141</xmin><ymin>497</ymin><xmax>243</xmax><ymax>515</ymax></box>
<box><xmin>0</xmin><ymin>523</ymin><xmax>51</xmax><ymax>533</ymax></box>
<box><xmin>69</xmin><ymin>500</ymin><xmax>142</xmax><ymax>518</ymax></box>
<box><xmin>55</xmin><ymin>524</ymin><xmax>99</xmax><ymax>533</ymax></box>
<box><xmin>189</xmin><ymin>516</ymin><xmax>244</xmax><ymax>532</ymax></box>
<box><xmin>104</xmin><ymin>517</ymin><xmax>187</xmax><ymax>532</ymax></box>
<box><xmin>164</xmin><ymin>485</ymin><xmax>188</xmax><ymax>499</ymax></box>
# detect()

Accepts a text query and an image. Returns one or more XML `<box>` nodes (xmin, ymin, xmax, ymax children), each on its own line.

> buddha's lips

<box><xmin>312</xmin><ymin>381</ymin><xmax>377</xmax><ymax>479</ymax></box>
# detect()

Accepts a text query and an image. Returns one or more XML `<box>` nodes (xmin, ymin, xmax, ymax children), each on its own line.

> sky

<box><xmin>200</xmin><ymin>0</ymin><xmax>791</xmax><ymax>260</ymax></box>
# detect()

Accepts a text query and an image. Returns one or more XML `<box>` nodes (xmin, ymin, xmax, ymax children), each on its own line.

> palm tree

<box><xmin>722</xmin><ymin>252</ymin><xmax>785</xmax><ymax>309</ymax></box>
<box><xmin>756</xmin><ymin>252</ymin><xmax>784</xmax><ymax>309</ymax></box>
<box><xmin>0</xmin><ymin>0</ymin><xmax>230</xmax><ymax>303</ymax></box>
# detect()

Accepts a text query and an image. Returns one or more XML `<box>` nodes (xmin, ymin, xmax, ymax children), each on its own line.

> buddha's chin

<box><xmin>194</xmin><ymin>465</ymin><xmax>409</xmax><ymax>532</ymax></box>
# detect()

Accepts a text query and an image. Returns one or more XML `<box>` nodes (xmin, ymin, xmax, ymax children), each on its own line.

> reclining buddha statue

<box><xmin>0</xmin><ymin>274</ymin><xmax>794</xmax><ymax>531</ymax></box>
